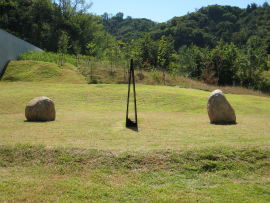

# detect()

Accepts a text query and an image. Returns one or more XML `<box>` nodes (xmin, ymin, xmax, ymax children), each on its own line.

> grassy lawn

<box><xmin>1</xmin><ymin>82</ymin><xmax>270</xmax><ymax>202</ymax></box>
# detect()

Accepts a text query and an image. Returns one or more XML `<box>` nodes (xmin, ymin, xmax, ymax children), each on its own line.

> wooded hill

<box><xmin>100</xmin><ymin>3</ymin><xmax>270</xmax><ymax>91</ymax></box>
<box><xmin>102</xmin><ymin>3</ymin><xmax>270</xmax><ymax>52</ymax></box>
<box><xmin>0</xmin><ymin>0</ymin><xmax>112</xmax><ymax>55</ymax></box>
<box><xmin>1</xmin><ymin>1</ymin><xmax>270</xmax><ymax>93</ymax></box>
<box><xmin>2</xmin><ymin>1</ymin><xmax>270</xmax><ymax>54</ymax></box>
<box><xmin>101</xmin><ymin>12</ymin><xmax>158</xmax><ymax>43</ymax></box>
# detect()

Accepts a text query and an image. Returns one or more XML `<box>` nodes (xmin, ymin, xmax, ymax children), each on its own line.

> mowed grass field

<box><xmin>1</xmin><ymin>82</ymin><xmax>269</xmax><ymax>150</ymax></box>
<box><xmin>1</xmin><ymin>82</ymin><xmax>270</xmax><ymax>202</ymax></box>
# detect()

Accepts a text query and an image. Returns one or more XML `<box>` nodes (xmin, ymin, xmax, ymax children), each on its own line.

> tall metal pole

<box><xmin>126</xmin><ymin>59</ymin><xmax>138</xmax><ymax>128</ymax></box>
<box><xmin>132</xmin><ymin>60</ymin><xmax>138</xmax><ymax>125</ymax></box>
<box><xmin>126</xmin><ymin>60</ymin><xmax>132</xmax><ymax>122</ymax></box>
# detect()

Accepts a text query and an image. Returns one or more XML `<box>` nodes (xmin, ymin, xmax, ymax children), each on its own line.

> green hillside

<box><xmin>1</xmin><ymin>1</ymin><xmax>270</xmax><ymax>92</ymax></box>
<box><xmin>1</xmin><ymin>60</ymin><xmax>87</xmax><ymax>84</ymax></box>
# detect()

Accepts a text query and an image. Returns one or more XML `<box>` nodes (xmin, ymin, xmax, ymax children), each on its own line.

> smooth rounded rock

<box><xmin>25</xmin><ymin>96</ymin><xmax>56</xmax><ymax>121</ymax></box>
<box><xmin>207</xmin><ymin>89</ymin><xmax>236</xmax><ymax>123</ymax></box>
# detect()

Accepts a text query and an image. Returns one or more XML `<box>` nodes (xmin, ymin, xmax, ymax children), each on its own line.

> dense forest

<box><xmin>101</xmin><ymin>12</ymin><xmax>159</xmax><ymax>43</ymax></box>
<box><xmin>0</xmin><ymin>0</ymin><xmax>113</xmax><ymax>55</ymax></box>
<box><xmin>100</xmin><ymin>3</ymin><xmax>270</xmax><ymax>52</ymax></box>
<box><xmin>0</xmin><ymin>0</ymin><xmax>270</xmax><ymax>92</ymax></box>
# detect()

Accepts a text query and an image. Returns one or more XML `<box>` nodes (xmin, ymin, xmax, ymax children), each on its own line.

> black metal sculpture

<box><xmin>126</xmin><ymin>59</ymin><xmax>138</xmax><ymax>128</ymax></box>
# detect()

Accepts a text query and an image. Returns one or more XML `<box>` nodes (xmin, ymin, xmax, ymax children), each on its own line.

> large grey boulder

<box><xmin>25</xmin><ymin>96</ymin><xmax>56</xmax><ymax>121</ymax></box>
<box><xmin>207</xmin><ymin>89</ymin><xmax>236</xmax><ymax>123</ymax></box>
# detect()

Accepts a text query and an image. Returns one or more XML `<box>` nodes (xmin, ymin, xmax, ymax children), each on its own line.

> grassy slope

<box><xmin>1</xmin><ymin>63</ymin><xmax>270</xmax><ymax>201</ymax></box>
<box><xmin>1</xmin><ymin>145</ymin><xmax>270</xmax><ymax>202</ymax></box>
<box><xmin>1</xmin><ymin>60</ymin><xmax>87</xmax><ymax>84</ymax></box>
<box><xmin>0</xmin><ymin>83</ymin><xmax>269</xmax><ymax>150</ymax></box>
<box><xmin>2</xmin><ymin>59</ymin><xmax>269</xmax><ymax>97</ymax></box>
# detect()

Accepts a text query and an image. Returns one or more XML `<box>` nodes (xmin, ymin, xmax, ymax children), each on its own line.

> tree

<box><xmin>181</xmin><ymin>44</ymin><xmax>207</xmax><ymax>78</ymax></box>
<box><xmin>89</xmin><ymin>57</ymin><xmax>97</xmax><ymax>83</ymax></box>
<box><xmin>210</xmin><ymin>41</ymin><xmax>240</xmax><ymax>86</ymax></box>
<box><xmin>158</xmin><ymin>35</ymin><xmax>174</xmax><ymax>85</ymax></box>
<box><xmin>120</xmin><ymin>40</ymin><xmax>134</xmax><ymax>82</ymax></box>
<box><xmin>209</xmin><ymin>40</ymin><xmax>231</xmax><ymax>85</ymax></box>
<box><xmin>178</xmin><ymin>45</ymin><xmax>196</xmax><ymax>77</ymax></box>
<box><xmin>135</xmin><ymin>33</ymin><xmax>158</xmax><ymax>72</ymax></box>
<box><xmin>86</xmin><ymin>42</ymin><xmax>96</xmax><ymax>56</ymax></box>
<box><xmin>58</xmin><ymin>30</ymin><xmax>70</xmax><ymax>65</ymax></box>
<box><xmin>115</xmin><ymin>12</ymin><xmax>124</xmax><ymax>21</ymax></box>
<box><xmin>113</xmin><ymin>42</ymin><xmax>121</xmax><ymax>73</ymax></box>
<box><xmin>263</xmin><ymin>2</ymin><xmax>270</xmax><ymax>9</ymax></box>
<box><xmin>251</xmin><ymin>3</ymin><xmax>258</xmax><ymax>11</ymax></box>
<box><xmin>226</xmin><ymin>42</ymin><xmax>240</xmax><ymax>86</ymax></box>
<box><xmin>240</xmin><ymin>36</ymin><xmax>268</xmax><ymax>87</ymax></box>
<box><xmin>247</xmin><ymin>4</ymin><xmax>251</xmax><ymax>13</ymax></box>
<box><xmin>201</xmin><ymin>61</ymin><xmax>217</xmax><ymax>84</ymax></box>
<box><xmin>101</xmin><ymin>12</ymin><xmax>109</xmax><ymax>21</ymax></box>
<box><xmin>107</xmin><ymin>41</ymin><xmax>121</xmax><ymax>75</ymax></box>
<box><xmin>55</xmin><ymin>0</ymin><xmax>92</xmax><ymax>13</ymax></box>
<box><xmin>73</xmin><ymin>40</ymin><xmax>81</xmax><ymax>66</ymax></box>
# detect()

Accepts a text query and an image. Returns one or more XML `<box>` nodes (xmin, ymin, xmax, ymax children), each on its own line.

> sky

<box><xmin>87</xmin><ymin>0</ymin><xmax>268</xmax><ymax>23</ymax></box>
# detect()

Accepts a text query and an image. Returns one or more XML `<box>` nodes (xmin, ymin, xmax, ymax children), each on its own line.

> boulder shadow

<box><xmin>24</xmin><ymin>120</ymin><xmax>55</xmax><ymax>123</ymax></box>
<box><xmin>210</xmin><ymin>122</ymin><xmax>237</xmax><ymax>125</ymax></box>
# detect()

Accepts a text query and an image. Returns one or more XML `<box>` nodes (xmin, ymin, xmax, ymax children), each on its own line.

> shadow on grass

<box><xmin>126</xmin><ymin>126</ymin><xmax>139</xmax><ymax>132</ymax></box>
<box><xmin>24</xmin><ymin>120</ymin><xmax>55</xmax><ymax>123</ymax></box>
<box><xmin>211</xmin><ymin>122</ymin><xmax>237</xmax><ymax>125</ymax></box>
<box><xmin>125</xmin><ymin>119</ymin><xmax>139</xmax><ymax>132</ymax></box>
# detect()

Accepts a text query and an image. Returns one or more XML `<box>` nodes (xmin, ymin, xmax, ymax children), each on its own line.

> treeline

<box><xmin>1</xmin><ymin>1</ymin><xmax>270</xmax><ymax>92</ymax></box>
<box><xmin>178</xmin><ymin>38</ymin><xmax>269</xmax><ymax>91</ymax></box>
<box><xmin>102</xmin><ymin>3</ymin><xmax>270</xmax><ymax>53</ymax></box>
<box><xmin>101</xmin><ymin>12</ymin><xmax>158</xmax><ymax>43</ymax></box>
<box><xmin>0</xmin><ymin>0</ymin><xmax>114</xmax><ymax>56</ymax></box>
<box><xmin>115</xmin><ymin>33</ymin><xmax>269</xmax><ymax>91</ymax></box>
<box><xmin>100</xmin><ymin>3</ymin><xmax>270</xmax><ymax>91</ymax></box>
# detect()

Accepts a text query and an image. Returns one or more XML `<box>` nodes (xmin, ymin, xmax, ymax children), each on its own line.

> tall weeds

<box><xmin>19</xmin><ymin>51</ymin><xmax>78</xmax><ymax>67</ymax></box>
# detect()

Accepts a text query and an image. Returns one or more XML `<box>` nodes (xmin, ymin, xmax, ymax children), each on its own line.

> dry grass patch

<box><xmin>82</xmin><ymin>63</ymin><xmax>270</xmax><ymax>97</ymax></box>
